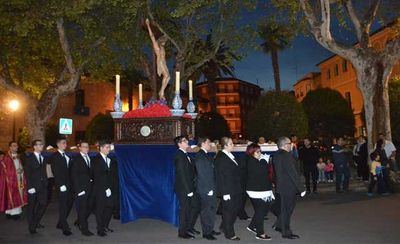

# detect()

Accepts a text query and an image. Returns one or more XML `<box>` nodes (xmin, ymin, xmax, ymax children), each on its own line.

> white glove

<box><xmin>223</xmin><ymin>194</ymin><xmax>231</xmax><ymax>201</ymax></box>
<box><xmin>106</xmin><ymin>188</ymin><xmax>112</xmax><ymax>197</ymax></box>
<box><xmin>300</xmin><ymin>191</ymin><xmax>306</xmax><ymax>197</ymax></box>
<box><xmin>28</xmin><ymin>188</ymin><xmax>36</xmax><ymax>194</ymax></box>
<box><xmin>207</xmin><ymin>190</ymin><xmax>213</xmax><ymax>196</ymax></box>
<box><xmin>187</xmin><ymin>192</ymin><xmax>194</xmax><ymax>197</ymax></box>
<box><xmin>78</xmin><ymin>191</ymin><xmax>86</xmax><ymax>196</ymax></box>
<box><xmin>60</xmin><ymin>185</ymin><xmax>67</xmax><ymax>192</ymax></box>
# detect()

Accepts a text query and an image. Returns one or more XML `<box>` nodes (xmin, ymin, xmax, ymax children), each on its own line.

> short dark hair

<box><xmin>246</xmin><ymin>143</ymin><xmax>261</xmax><ymax>156</ymax></box>
<box><xmin>31</xmin><ymin>139</ymin><xmax>42</xmax><ymax>147</ymax></box>
<box><xmin>197</xmin><ymin>137</ymin><xmax>210</xmax><ymax>147</ymax></box>
<box><xmin>173</xmin><ymin>136</ymin><xmax>187</xmax><ymax>147</ymax></box>
<box><xmin>8</xmin><ymin>141</ymin><xmax>17</xmax><ymax>147</ymax></box>
<box><xmin>370</xmin><ymin>150</ymin><xmax>380</xmax><ymax>161</ymax></box>
<box><xmin>98</xmin><ymin>140</ymin><xmax>111</xmax><ymax>148</ymax></box>
<box><xmin>78</xmin><ymin>140</ymin><xmax>89</xmax><ymax>147</ymax></box>
<box><xmin>56</xmin><ymin>137</ymin><xmax>67</xmax><ymax>144</ymax></box>
<box><xmin>376</xmin><ymin>139</ymin><xmax>384</xmax><ymax>149</ymax></box>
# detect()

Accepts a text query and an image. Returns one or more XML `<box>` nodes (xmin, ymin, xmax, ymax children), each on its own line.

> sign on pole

<box><xmin>59</xmin><ymin>118</ymin><xmax>73</xmax><ymax>135</ymax></box>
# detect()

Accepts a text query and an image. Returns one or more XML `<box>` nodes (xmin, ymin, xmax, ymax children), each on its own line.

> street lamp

<box><xmin>9</xmin><ymin>99</ymin><xmax>20</xmax><ymax>141</ymax></box>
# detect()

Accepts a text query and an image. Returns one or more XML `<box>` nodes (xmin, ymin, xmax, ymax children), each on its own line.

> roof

<box><xmin>196</xmin><ymin>77</ymin><xmax>263</xmax><ymax>90</ymax></box>
<box><xmin>315</xmin><ymin>22</ymin><xmax>397</xmax><ymax>66</ymax></box>
<box><xmin>293</xmin><ymin>72</ymin><xmax>321</xmax><ymax>86</ymax></box>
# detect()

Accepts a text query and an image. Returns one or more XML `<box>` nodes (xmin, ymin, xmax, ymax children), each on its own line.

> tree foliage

<box><xmin>85</xmin><ymin>113</ymin><xmax>114</xmax><ymax>144</ymax></box>
<box><xmin>246</xmin><ymin>91</ymin><xmax>308</xmax><ymax>141</ymax></box>
<box><xmin>196</xmin><ymin>112</ymin><xmax>231</xmax><ymax>141</ymax></box>
<box><xmin>302</xmin><ymin>88</ymin><xmax>355</xmax><ymax>138</ymax></box>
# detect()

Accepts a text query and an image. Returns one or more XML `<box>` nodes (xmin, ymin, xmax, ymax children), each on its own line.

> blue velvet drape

<box><xmin>114</xmin><ymin>144</ymin><xmax>179</xmax><ymax>226</ymax></box>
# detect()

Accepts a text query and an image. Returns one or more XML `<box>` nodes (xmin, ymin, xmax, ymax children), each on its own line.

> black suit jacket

<box><xmin>174</xmin><ymin>149</ymin><xmax>195</xmax><ymax>196</ymax></box>
<box><xmin>92</xmin><ymin>154</ymin><xmax>115</xmax><ymax>198</ymax></box>
<box><xmin>25</xmin><ymin>153</ymin><xmax>48</xmax><ymax>192</ymax></box>
<box><xmin>215</xmin><ymin>151</ymin><xmax>242</xmax><ymax>196</ymax></box>
<box><xmin>50</xmin><ymin>151</ymin><xmax>72</xmax><ymax>190</ymax></box>
<box><xmin>71</xmin><ymin>154</ymin><xmax>93</xmax><ymax>194</ymax></box>
<box><xmin>273</xmin><ymin>149</ymin><xmax>304</xmax><ymax>196</ymax></box>
<box><xmin>299</xmin><ymin>146</ymin><xmax>320</xmax><ymax>171</ymax></box>
<box><xmin>246</xmin><ymin>157</ymin><xmax>272</xmax><ymax>191</ymax></box>
<box><xmin>194</xmin><ymin>149</ymin><xmax>215</xmax><ymax>195</ymax></box>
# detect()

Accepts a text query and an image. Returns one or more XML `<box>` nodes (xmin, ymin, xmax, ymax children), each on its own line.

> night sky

<box><xmin>232</xmin><ymin>3</ymin><xmax>382</xmax><ymax>91</ymax></box>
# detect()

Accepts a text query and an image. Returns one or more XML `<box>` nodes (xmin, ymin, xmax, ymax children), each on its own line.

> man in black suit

<box><xmin>273</xmin><ymin>137</ymin><xmax>306</xmax><ymax>239</ymax></box>
<box><xmin>194</xmin><ymin>137</ymin><xmax>220</xmax><ymax>240</ymax></box>
<box><xmin>92</xmin><ymin>141</ymin><xmax>115</xmax><ymax>237</ymax></box>
<box><xmin>299</xmin><ymin>138</ymin><xmax>319</xmax><ymax>194</ymax></box>
<box><xmin>51</xmin><ymin>137</ymin><xmax>73</xmax><ymax>236</ymax></box>
<box><xmin>25</xmin><ymin>140</ymin><xmax>47</xmax><ymax>234</ymax></box>
<box><xmin>71</xmin><ymin>141</ymin><xmax>94</xmax><ymax>236</ymax></box>
<box><xmin>173</xmin><ymin>136</ymin><xmax>196</xmax><ymax>239</ymax></box>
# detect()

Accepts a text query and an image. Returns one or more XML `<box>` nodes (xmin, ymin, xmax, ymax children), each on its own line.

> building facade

<box><xmin>196</xmin><ymin>78</ymin><xmax>262</xmax><ymax>138</ymax></box>
<box><xmin>293</xmin><ymin>26</ymin><xmax>400</xmax><ymax>136</ymax></box>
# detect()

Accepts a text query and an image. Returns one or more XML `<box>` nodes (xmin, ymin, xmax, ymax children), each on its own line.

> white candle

<box><xmin>115</xmin><ymin>74</ymin><xmax>120</xmax><ymax>95</ymax></box>
<box><xmin>175</xmin><ymin>71</ymin><xmax>180</xmax><ymax>93</ymax></box>
<box><xmin>188</xmin><ymin>79</ymin><xmax>193</xmax><ymax>100</ymax></box>
<box><xmin>139</xmin><ymin>83</ymin><xmax>143</xmax><ymax>101</ymax></box>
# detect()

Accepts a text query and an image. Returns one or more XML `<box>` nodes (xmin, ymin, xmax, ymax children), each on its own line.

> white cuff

<box><xmin>60</xmin><ymin>185</ymin><xmax>67</xmax><ymax>192</ymax></box>
<box><xmin>223</xmin><ymin>194</ymin><xmax>231</xmax><ymax>201</ymax></box>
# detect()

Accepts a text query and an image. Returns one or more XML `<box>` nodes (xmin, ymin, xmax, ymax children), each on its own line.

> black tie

<box><xmin>84</xmin><ymin>155</ymin><xmax>90</xmax><ymax>167</ymax></box>
<box><xmin>39</xmin><ymin>154</ymin><xmax>43</xmax><ymax>164</ymax></box>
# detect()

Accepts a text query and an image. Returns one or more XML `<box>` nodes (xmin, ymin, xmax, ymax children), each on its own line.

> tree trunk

<box><xmin>25</xmin><ymin>104</ymin><xmax>47</xmax><ymax>143</ymax></box>
<box><xmin>357</xmin><ymin>59</ymin><xmax>393</xmax><ymax>155</ymax></box>
<box><xmin>271</xmin><ymin>49</ymin><xmax>281</xmax><ymax>92</ymax></box>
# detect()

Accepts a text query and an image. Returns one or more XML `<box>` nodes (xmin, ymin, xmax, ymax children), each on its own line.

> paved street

<box><xmin>1</xmin><ymin>181</ymin><xmax>399</xmax><ymax>243</ymax></box>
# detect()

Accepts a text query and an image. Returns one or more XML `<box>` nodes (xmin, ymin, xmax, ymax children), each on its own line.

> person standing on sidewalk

<box><xmin>299</xmin><ymin>138</ymin><xmax>319</xmax><ymax>194</ymax></box>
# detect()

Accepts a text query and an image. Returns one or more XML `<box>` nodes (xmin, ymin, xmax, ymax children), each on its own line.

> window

<box><xmin>345</xmin><ymin>92</ymin><xmax>352</xmax><ymax>107</ymax></box>
<box><xmin>327</xmin><ymin>69</ymin><xmax>331</xmax><ymax>79</ymax></box>
<box><xmin>334</xmin><ymin>64</ymin><xmax>339</xmax><ymax>76</ymax></box>
<box><xmin>227</xmin><ymin>84</ymin><xmax>234</xmax><ymax>92</ymax></box>
<box><xmin>342</xmin><ymin>60</ymin><xmax>348</xmax><ymax>72</ymax></box>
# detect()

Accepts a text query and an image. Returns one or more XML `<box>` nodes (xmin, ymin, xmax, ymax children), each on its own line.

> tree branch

<box><xmin>147</xmin><ymin>0</ymin><xmax>182</xmax><ymax>52</ymax></box>
<box><xmin>363</xmin><ymin>0</ymin><xmax>380</xmax><ymax>28</ymax></box>
<box><xmin>56</xmin><ymin>18</ymin><xmax>76</xmax><ymax>75</ymax></box>
<box><xmin>299</xmin><ymin>0</ymin><xmax>357</xmax><ymax>60</ymax></box>
<box><xmin>343</xmin><ymin>0</ymin><xmax>362</xmax><ymax>41</ymax></box>
<box><xmin>384</xmin><ymin>37</ymin><xmax>400</xmax><ymax>64</ymax></box>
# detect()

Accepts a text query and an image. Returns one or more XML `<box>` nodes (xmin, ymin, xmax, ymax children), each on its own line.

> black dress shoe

<box><xmin>82</xmin><ymin>230</ymin><xmax>94</xmax><ymax>236</ymax></box>
<box><xmin>97</xmin><ymin>231</ymin><xmax>107</xmax><ymax>237</ymax></box>
<box><xmin>227</xmin><ymin>236</ymin><xmax>240</xmax><ymax>241</ymax></box>
<box><xmin>29</xmin><ymin>229</ymin><xmax>37</xmax><ymax>235</ymax></box>
<box><xmin>211</xmin><ymin>230</ymin><xmax>221</xmax><ymax>236</ymax></box>
<box><xmin>273</xmin><ymin>226</ymin><xmax>282</xmax><ymax>232</ymax></box>
<box><xmin>283</xmin><ymin>234</ymin><xmax>300</xmax><ymax>239</ymax></box>
<box><xmin>256</xmin><ymin>234</ymin><xmax>272</xmax><ymax>240</ymax></box>
<box><xmin>113</xmin><ymin>215</ymin><xmax>120</xmax><ymax>220</ymax></box>
<box><xmin>178</xmin><ymin>233</ymin><xmax>195</xmax><ymax>239</ymax></box>
<box><xmin>36</xmin><ymin>223</ymin><xmax>45</xmax><ymax>229</ymax></box>
<box><xmin>105</xmin><ymin>227</ymin><xmax>114</xmax><ymax>233</ymax></box>
<box><xmin>203</xmin><ymin>234</ymin><xmax>217</xmax><ymax>240</ymax></box>
<box><xmin>246</xmin><ymin>226</ymin><xmax>257</xmax><ymax>234</ymax></box>
<box><xmin>188</xmin><ymin>228</ymin><xmax>200</xmax><ymax>235</ymax></box>
<box><xmin>63</xmin><ymin>230</ymin><xmax>72</xmax><ymax>236</ymax></box>
<box><xmin>239</xmin><ymin>216</ymin><xmax>251</xmax><ymax>220</ymax></box>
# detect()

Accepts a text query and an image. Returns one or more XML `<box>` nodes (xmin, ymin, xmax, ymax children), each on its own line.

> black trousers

<box><xmin>177</xmin><ymin>194</ymin><xmax>192</xmax><ymax>236</ymax></box>
<box><xmin>304</xmin><ymin>168</ymin><xmax>318</xmax><ymax>192</ymax></box>
<box><xmin>199</xmin><ymin>193</ymin><xmax>217</xmax><ymax>235</ymax></box>
<box><xmin>188</xmin><ymin>192</ymin><xmax>201</xmax><ymax>230</ymax></box>
<box><xmin>95</xmin><ymin>194</ymin><xmax>114</xmax><ymax>232</ymax></box>
<box><xmin>27</xmin><ymin>190</ymin><xmax>47</xmax><ymax>232</ymax></box>
<box><xmin>76</xmin><ymin>190</ymin><xmax>94</xmax><ymax>232</ymax></box>
<box><xmin>221</xmin><ymin>194</ymin><xmax>241</xmax><ymax>238</ymax></box>
<box><xmin>248</xmin><ymin>198</ymin><xmax>270</xmax><ymax>235</ymax></box>
<box><xmin>276</xmin><ymin>193</ymin><xmax>296</xmax><ymax>236</ymax></box>
<box><xmin>237</xmin><ymin>192</ymin><xmax>249</xmax><ymax>218</ymax></box>
<box><xmin>47</xmin><ymin>178</ymin><xmax>55</xmax><ymax>203</ymax></box>
<box><xmin>57</xmin><ymin>190</ymin><xmax>74</xmax><ymax>231</ymax></box>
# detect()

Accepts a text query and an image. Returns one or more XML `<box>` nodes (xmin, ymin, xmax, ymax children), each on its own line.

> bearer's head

<box><xmin>278</xmin><ymin>137</ymin><xmax>292</xmax><ymax>152</ymax></box>
<box><xmin>32</xmin><ymin>140</ymin><xmax>44</xmax><ymax>153</ymax></box>
<box><xmin>9</xmin><ymin>141</ymin><xmax>18</xmax><ymax>154</ymax></box>
<box><xmin>220</xmin><ymin>137</ymin><xmax>234</xmax><ymax>152</ymax></box>
<box><xmin>198</xmin><ymin>137</ymin><xmax>211</xmax><ymax>151</ymax></box>
<box><xmin>56</xmin><ymin>137</ymin><xmax>67</xmax><ymax>151</ymax></box>
<box><xmin>174</xmin><ymin>136</ymin><xmax>189</xmax><ymax>151</ymax></box>
<box><xmin>79</xmin><ymin>141</ymin><xmax>90</xmax><ymax>155</ymax></box>
<box><xmin>98</xmin><ymin>140</ymin><xmax>111</xmax><ymax>156</ymax></box>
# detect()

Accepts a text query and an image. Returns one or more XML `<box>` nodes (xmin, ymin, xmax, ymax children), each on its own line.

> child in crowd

<box><xmin>367</xmin><ymin>151</ymin><xmax>384</xmax><ymax>196</ymax></box>
<box><xmin>324</xmin><ymin>159</ymin><xmax>334</xmax><ymax>182</ymax></box>
<box><xmin>317</xmin><ymin>158</ymin><xmax>326</xmax><ymax>183</ymax></box>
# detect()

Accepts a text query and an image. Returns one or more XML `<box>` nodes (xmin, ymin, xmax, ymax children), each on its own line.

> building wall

<box><xmin>293</xmin><ymin>26</ymin><xmax>400</xmax><ymax>136</ymax></box>
<box><xmin>196</xmin><ymin>78</ymin><xmax>261</xmax><ymax>137</ymax></box>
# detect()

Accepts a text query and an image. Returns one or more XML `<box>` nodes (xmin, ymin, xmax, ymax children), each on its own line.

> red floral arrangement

<box><xmin>123</xmin><ymin>99</ymin><xmax>172</xmax><ymax>118</ymax></box>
